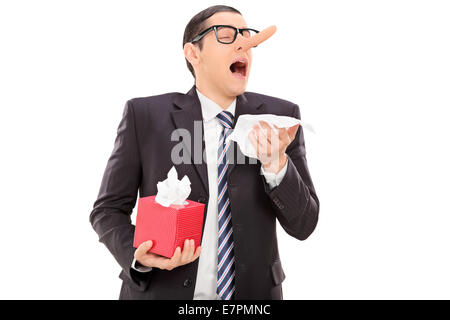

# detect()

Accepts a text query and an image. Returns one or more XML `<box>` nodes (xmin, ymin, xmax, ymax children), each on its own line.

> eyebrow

<box><xmin>208</xmin><ymin>24</ymin><xmax>249</xmax><ymax>29</ymax></box>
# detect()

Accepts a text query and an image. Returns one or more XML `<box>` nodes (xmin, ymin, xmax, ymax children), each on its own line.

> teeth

<box><xmin>233</xmin><ymin>59</ymin><xmax>246</xmax><ymax>65</ymax></box>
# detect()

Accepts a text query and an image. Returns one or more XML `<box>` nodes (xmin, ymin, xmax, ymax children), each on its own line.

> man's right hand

<box><xmin>134</xmin><ymin>239</ymin><xmax>202</xmax><ymax>271</ymax></box>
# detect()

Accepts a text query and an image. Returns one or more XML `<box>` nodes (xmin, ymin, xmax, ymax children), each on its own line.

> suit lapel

<box><xmin>171</xmin><ymin>85</ymin><xmax>209</xmax><ymax>196</ymax></box>
<box><xmin>171</xmin><ymin>84</ymin><xmax>265</xmax><ymax>197</ymax></box>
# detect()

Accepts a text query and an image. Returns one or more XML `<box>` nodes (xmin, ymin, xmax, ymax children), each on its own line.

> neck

<box><xmin>195</xmin><ymin>79</ymin><xmax>235</xmax><ymax>110</ymax></box>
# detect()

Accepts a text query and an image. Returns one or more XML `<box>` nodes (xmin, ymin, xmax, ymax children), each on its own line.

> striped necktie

<box><xmin>216</xmin><ymin>110</ymin><xmax>236</xmax><ymax>300</ymax></box>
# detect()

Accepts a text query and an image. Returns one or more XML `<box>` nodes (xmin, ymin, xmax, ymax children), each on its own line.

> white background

<box><xmin>1</xmin><ymin>0</ymin><xmax>449</xmax><ymax>299</ymax></box>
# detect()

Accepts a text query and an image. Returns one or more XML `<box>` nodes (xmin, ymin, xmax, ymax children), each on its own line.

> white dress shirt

<box><xmin>132</xmin><ymin>88</ymin><xmax>288</xmax><ymax>300</ymax></box>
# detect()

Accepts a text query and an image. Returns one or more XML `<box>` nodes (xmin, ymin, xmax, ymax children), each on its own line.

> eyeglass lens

<box><xmin>216</xmin><ymin>26</ymin><xmax>257</xmax><ymax>44</ymax></box>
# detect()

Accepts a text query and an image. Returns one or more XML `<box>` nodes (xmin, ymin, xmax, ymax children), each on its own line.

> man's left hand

<box><xmin>248</xmin><ymin>120</ymin><xmax>300</xmax><ymax>174</ymax></box>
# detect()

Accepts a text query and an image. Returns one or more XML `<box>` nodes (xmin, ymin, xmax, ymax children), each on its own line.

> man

<box><xmin>90</xmin><ymin>5</ymin><xmax>319</xmax><ymax>300</ymax></box>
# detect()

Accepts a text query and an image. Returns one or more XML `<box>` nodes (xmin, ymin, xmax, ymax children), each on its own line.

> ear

<box><xmin>184</xmin><ymin>42</ymin><xmax>200</xmax><ymax>66</ymax></box>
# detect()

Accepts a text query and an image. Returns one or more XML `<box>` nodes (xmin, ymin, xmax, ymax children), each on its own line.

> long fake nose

<box><xmin>234</xmin><ymin>25</ymin><xmax>277</xmax><ymax>52</ymax></box>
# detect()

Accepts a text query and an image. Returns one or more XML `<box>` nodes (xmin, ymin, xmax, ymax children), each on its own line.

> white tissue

<box><xmin>154</xmin><ymin>166</ymin><xmax>191</xmax><ymax>207</ymax></box>
<box><xmin>226</xmin><ymin>114</ymin><xmax>315</xmax><ymax>159</ymax></box>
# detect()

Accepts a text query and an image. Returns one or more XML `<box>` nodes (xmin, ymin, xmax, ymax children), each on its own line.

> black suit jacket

<box><xmin>90</xmin><ymin>84</ymin><xmax>320</xmax><ymax>300</ymax></box>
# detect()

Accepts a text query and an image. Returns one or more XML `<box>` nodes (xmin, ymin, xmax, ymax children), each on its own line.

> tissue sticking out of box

<box><xmin>155</xmin><ymin>166</ymin><xmax>191</xmax><ymax>207</ymax></box>
<box><xmin>226</xmin><ymin>114</ymin><xmax>315</xmax><ymax>159</ymax></box>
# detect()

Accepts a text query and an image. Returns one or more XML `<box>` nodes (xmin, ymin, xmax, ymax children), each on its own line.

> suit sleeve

<box><xmin>261</xmin><ymin>104</ymin><xmax>320</xmax><ymax>240</ymax></box>
<box><xmin>89</xmin><ymin>100</ymin><xmax>152</xmax><ymax>289</ymax></box>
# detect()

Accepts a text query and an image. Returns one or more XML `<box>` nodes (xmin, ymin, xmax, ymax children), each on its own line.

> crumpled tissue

<box><xmin>154</xmin><ymin>166</ymin><xmax>191</xmax><ymax>207</ymax></box>
<box><xmin>226</xmin><ymin>114</ymin><xmax>314</xmax><ymax>159</ymax></box>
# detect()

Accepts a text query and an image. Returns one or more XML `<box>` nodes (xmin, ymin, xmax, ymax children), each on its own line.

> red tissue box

<box><xmin>133</xmin><ymin>195</ymin><xmax>205</xmax><ymax>258</ymax></box>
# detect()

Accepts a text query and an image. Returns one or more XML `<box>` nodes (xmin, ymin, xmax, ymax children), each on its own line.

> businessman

<box><xmin>90</xmin><ymin>5</ymin><xmax>319</xmax><ymax>300</ymax></box>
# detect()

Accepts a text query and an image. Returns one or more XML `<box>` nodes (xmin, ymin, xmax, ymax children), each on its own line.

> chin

<box><xmin>228</xmin><ymin>82</ymin><xmax>248</xmax><ymax>97</ymax></box>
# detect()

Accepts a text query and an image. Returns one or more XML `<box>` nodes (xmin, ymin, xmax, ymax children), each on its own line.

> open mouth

<box><xmin>229</xmin><ymin>58</ymin><xmax>248</xmax><ymax>78</ymax></box>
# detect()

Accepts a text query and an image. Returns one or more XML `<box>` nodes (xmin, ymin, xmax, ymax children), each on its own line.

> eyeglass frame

<box><xmin>190</xmin><ymin>24</ymin><xmax>260</xmax><ymax>47</ymax></box>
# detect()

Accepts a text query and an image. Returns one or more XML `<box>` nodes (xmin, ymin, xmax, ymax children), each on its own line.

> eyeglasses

<box><xmin>190</xmin><ymin>24</ymin><xmax>260</xmax><ymax>47</ymax></box>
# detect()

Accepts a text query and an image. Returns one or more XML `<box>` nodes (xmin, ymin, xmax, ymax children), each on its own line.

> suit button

<box><xmin>183</xmin><ymin>278</ymin><xmax>192</xmax><ymax>288</ymax></box>
<box><xmin>273</xmin><ymin>197</ymin><xmax>284</xmax><ymax>210</ymax></box>
<box><xmin>197</xmin><ymin>197</ymin><xmax>206</xmax><ymax>204</ymax></box>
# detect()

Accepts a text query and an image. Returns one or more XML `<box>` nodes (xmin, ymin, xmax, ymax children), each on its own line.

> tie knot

<box><xmin>216</xmin><ymin>111</ymin><xmax>234</xmax><ymax>129</ymax></box>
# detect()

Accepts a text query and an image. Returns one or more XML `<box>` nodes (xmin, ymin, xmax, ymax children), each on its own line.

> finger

<box><xmin>252</xmin><ymin>124</ymin><xmax>261</xmax><ymax>138</ymax></box>
<box><xmin>134</xmin><ymin>240</ymin><xmax>153</xmax><ymax>258</ymax></box>
<box><xmin>271</xmin><ymin>124</ymin><xmax>281</xmax><ymax>136</ymax></box>
<box><xmin>287</xmin><ymin>124</ymin><xmax>300</xmax><ymax>141</ymax></box>
<box><xmin>253</xmin><ymin>129</ymin><xmax>274</xmax><ymax>161</ymax></box>
<box><xmin>146</xmin><ymin>253</ymin><xmax>170</xmax><ymax>269</ymax></box>
<box><xmin>180</xmin><ymin>239</ymin><xmax>191</xmax><ymax>263</ymax></box>
<box><xmin>249</xmin><ymin>130</ymin><xmax>261</xmax><ymax>156</ymax></box>
<box><xmin>255</xmin><ymin>131</ymin><xmax>265</xmax><ymax>154</ymax></box>
<box><xmin>263</xmin><ymin>123</ymin><xmax>278</xmax><ymax>146</ymax></box>
<box><xmin>258</xmin><ymin>120</ymin><xmax>273</xmax><ymax>133</ymax></box>
<box><xmin>168</xmin><ymin>246</ymin><xmax>182</xmax><ymax>270</ymax></box>
<box><xmin>258</xmin><ymin>121</ymin><xmax>274</xmax><ymax>142</ymax></box>
<box><xmin>281</xmin><ymin>125</ymin><xmax>298</xmax><ymax>146</ymax></box>
<box><xmin>188</xmin><ymin>239</ymin><xmax>195</xmax><ymax>259</ymax></box>
<box><xmin>258</xmin><ymin>128</ymin><xmax>286</xmax><ymax>164</ymax></box>
<box><xmin>256</xmin><ymin>129</ymin><xmax>271</xmax><ymax>156</ymax></box>
<box><xmin>186</xmin><ymin>239</ymin><xmax>195</xmax><ymax>259</ymax></box>
<box><xmin>182</xmin><ymin>240</ymin><xmax>194</xmax><ymax>263</ymax></box>
<box><xmin>249</xmin><ymin>130</ymin><xmax>266</xmax><ymax>160</ymax></box>
<box><xmin>254</xmin><ymin>123</ymin><xmax>272</xmax><ymax>143</ymax></box>
<box><xmin>277</xmin><ymin>127</ymin><xmax>289</xmax><ymax>140</ymax></box>
<box><xmin>248</xmin><ymin>130</ymin><xmax>258</xmax><ymax>149</ymax></box>
<box><xmin>254</xmin><ymin>132</ymin><xmax>273</xmax><ymax>164</ymax></box>
<box><xmin>275</xmin><ymin>127</ymin><xmax>293</xmax><ymax>149</ymax></box>
<box><xmin>192</xmin><ymin>245</ymin><xmax>202</xmax><ymax>261</ymax></box>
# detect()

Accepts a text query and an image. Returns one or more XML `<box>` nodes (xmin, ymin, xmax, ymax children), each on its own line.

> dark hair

<box><xmin>183</xmin><ymin>5</ymin><xmax>242</xmax><ymax>79</ymax></box>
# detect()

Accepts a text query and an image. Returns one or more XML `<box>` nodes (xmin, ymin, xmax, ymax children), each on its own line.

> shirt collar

<box><xmin>196</xmin><ymin>88</ymin><xmax>236</xmax><ymax>122</ymax></box>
